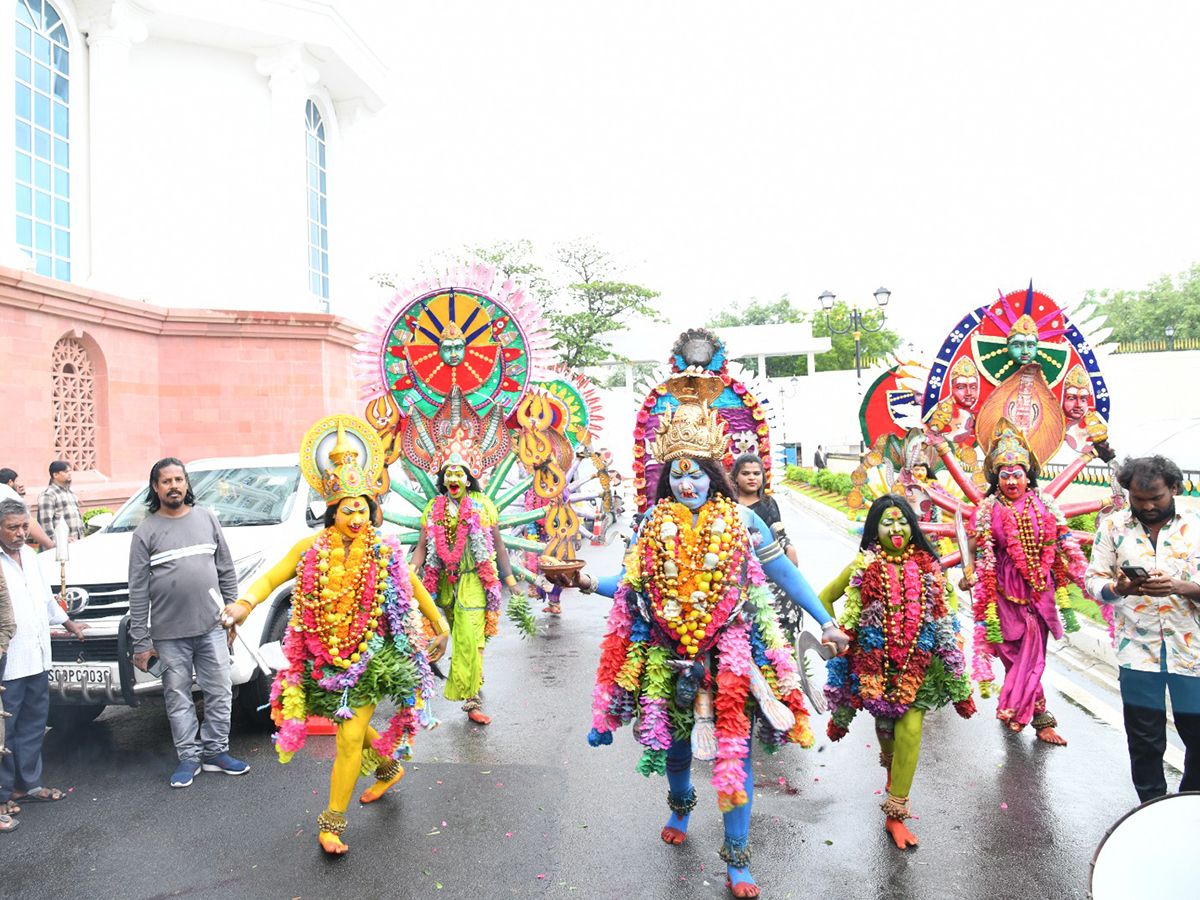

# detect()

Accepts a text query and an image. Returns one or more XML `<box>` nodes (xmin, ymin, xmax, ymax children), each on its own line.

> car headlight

<box><xmin>234</xmin><ymin>552</ymin><xmax>264</xmax><ymax>586</ymax></box>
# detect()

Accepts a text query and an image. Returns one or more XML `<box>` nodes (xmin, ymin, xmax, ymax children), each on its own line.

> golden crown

<box><xmin>1064</xmin><ymin>364</ymin><xmax>1090</xmax><ymax>390</ymax></box>
<box><xmin>1009</xmin><ymin>314</ymin><xmax>1038</xmax><ymax>338</ymax></box>
<box><xmin>320</xmin><ymin>425</ymin><xmax>373</xmax><ymax>504</ymax></box>
<box><xmin>984</xmin><ymin>416</ymin><xmax>1038</xmax><ymax>476</ymax></box>
<box><xmin>949</xmin><ymin>355</ymin><xmax>979</xmax><ymax>379</ymax></box>
<box><xmin>651</xmin><ymin>370</ymin><xmax>729</xmax><ymax>464</ymax></box>
<box><xmin>431</xmin><ymin>425</ymin><xmax>485</xmax><ymax>479</ymax></box>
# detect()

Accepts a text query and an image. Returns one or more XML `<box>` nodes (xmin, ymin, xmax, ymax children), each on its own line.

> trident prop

<box><xmin>54</xmin><ymin>516</ymin><xmax>69</xmax><ymax>611</ymax></box>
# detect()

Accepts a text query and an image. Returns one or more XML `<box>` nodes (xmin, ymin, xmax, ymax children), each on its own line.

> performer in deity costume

<box><xmin>956</xmin><ymin>418</ymin><xmax>1088</xmax><ymax>744</ymax></box>
<box><xmin>821</xmin><ymin>494</ymin><xmax>975</xmax><ymax>848</ymax></box>
<box><xmin>926</xmin><ymin>355</ymin><xmax>980</xmax><ymax>448</ymax></box>
<box><xmin>223</xmin><ymin>416</ymin><xmax>447</xmax><ymax>855</ymax></box>
<box><xmin>407</xmin><ymin>422</ymin><xmax>520</xmax><ymax>726</ymax></box>
<box><xmin>548</xmin><ymin>370</ymin><xmax>850</xmax><ymax>899</ymax></box>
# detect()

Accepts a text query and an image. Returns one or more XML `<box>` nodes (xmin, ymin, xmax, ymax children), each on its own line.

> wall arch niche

<box><xmin>50</xmin><ymin>331</ymin><xmax>109</xmax><ymax>473</ymax></box>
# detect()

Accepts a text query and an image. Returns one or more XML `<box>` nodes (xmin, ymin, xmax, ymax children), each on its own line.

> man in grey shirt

<box><xmin>129</xmin><ymin>458</ymin><xmax>249</xmax><ymax>787</ymax></box>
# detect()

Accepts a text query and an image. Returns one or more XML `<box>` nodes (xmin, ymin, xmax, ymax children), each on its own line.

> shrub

<box><xmin>785</xmin><ymin>464</ymin><xmax>813</xmax><ymax>484</ymax></box>
<box><xmin>1067</xmin><ymin>512</ymin><xmax>1099</xmax><ymax>561</ymax></box>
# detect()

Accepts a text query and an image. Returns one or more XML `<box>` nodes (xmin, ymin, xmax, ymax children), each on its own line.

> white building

<box><xmin>0</xmin><ymin>0</ymin><xmax>386</xmax><ymax>312</ymax></box>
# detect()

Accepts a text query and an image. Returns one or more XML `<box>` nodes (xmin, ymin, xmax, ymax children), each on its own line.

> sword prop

<box><xmin>795</xmin><ymin>630</ymin><xmax>834</xmax><ymax>715</ymax></box>
<box><xmin>954</xmin><ymin>507</ymin><xmax>975</xmax><ymax>584</ymax></box>
<box><xmin>209</xmin><ymin>588</ymin><xmax>274</xmax><ymax>675</ymax></box>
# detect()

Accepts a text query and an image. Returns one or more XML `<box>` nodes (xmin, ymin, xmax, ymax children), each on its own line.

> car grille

<box><xmin>51</xmin><ymin>637</ymin><xmax>120</xmax><ymax>664</ymax></box>
<box><xmin>51</xmin><ymin>582</ymin><xmax>129</xmax><ymax>621</ymax></box>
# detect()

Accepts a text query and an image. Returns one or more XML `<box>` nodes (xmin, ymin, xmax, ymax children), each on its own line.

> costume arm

<box><xmin>817</xmin><ymin>563</ymin><xmax>855</xmax><ymax>620</ymax></box>
<box><xmin>240</xmin><ymin>534</ymin><xmax>318</xmax><ymax>607</ymax></box>
<box><xmin>409</xmin><ymin>571</ymin><xmax>448</xmax><ymax>634</ymax></box>
<box><xmin>746</xmin><ymin>508</ymin><xmax>834</xmax><ymax>626</ymax></box>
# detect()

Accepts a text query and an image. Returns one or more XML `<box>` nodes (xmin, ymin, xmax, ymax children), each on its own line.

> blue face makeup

<box><xmin>669</xmin><ymin>458</ymin><xmax>710</xmax><ymax>510</ymax></box>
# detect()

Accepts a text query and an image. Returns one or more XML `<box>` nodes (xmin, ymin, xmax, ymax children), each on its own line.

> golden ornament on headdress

<box><xmin>982</xmin><ymin>416</ymin><xmax>1038</xmax><ymax>476</ymax></box>
<box><xmin>949</xmin><ymin>355</ymin><xmax>979</xmax><ymax>379</ymax></box>
<box><xmin>441</xmin><ymin>321</ymin><xmax>465</xmax><ymax>340</ymax></box>
<box><xmin>1008</xmin><ymin>314</ymin><xmax>1038</xmax><ymax>338</ymax></box>
<box><xmin>1063</xmin><ymin>364</ymin><xmax>1090</xmax><ymax>390</ymax></box>
<box><xmin>650</xmin><ymin>369</ymin><xmax>729</xmax><ymax>464</ymax></box>
<box><xmin>299</xmin><ymin>415</ymin><xmax>386</xmax><ymax>505</ymax></box>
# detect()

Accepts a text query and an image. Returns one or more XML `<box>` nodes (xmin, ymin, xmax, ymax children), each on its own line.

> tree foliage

<box><xmin>1079</xmin><ymin>263</ymin><xmax>1200</xmax><ymax>344</ymax></box>
<box><xmin>706</xmin><ymin>294</ymin><xmax>810</xmax><ymax>376</ymax></box>
<box><xmin>811</xmin><ymin>300</ymin><xmax>902</xmax><ymax>371</ymax></box>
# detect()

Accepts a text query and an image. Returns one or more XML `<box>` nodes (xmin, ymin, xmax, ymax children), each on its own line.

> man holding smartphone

<box><xmin>128</xmin><ymin>459</ymin><xmax>248</xmax><ymax>788</ymax></box>
<box><xmin>1086</xmin><ymin>455</ymin><xmax>1200</xmax><ymax>802</ymax></box>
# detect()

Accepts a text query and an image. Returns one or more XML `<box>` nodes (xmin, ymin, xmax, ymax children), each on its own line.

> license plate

<box><xmin>49</xmin><ymin>666</ymin><xmax>110</xmax><ymax>685</ymax></box>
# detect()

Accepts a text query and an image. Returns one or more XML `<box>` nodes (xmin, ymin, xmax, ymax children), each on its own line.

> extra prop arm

<box><xmin>931</xmin><ymin>438</ymin><xmax>984</xmax><ymax>505</ymax></box>
<box><xmin>1044</xmin><ymin>451</ymin><xmax>1095</xmax><ymax>500</ymax></box>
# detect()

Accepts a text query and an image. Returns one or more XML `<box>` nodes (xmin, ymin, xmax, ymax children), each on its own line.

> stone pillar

<box><xmin>807</xmin><ymin>352</ymin><xmax>816</xmax><ymax>375</ymax></box>
<box><xmin>82</xmin><ymin>0</ymin><xmax>150</xmax><ymax>294</ymax></box>
<box><xmin>255</xmin><ymin>43</ymin><xmax>319</xmax><ymax>310</ymax></box>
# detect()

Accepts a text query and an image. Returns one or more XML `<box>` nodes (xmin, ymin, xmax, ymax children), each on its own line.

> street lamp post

<box><xmin>819</xmin><ymin>287</ymin><xmax>891</xmax><ymax>453</ymax></box>
<box><xmin>1165</xmin><ymin>325</ymin><xmax>1176</xmax><ymax>352</ymax></box>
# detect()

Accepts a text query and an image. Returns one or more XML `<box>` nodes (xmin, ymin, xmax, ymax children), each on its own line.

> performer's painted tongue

<box><xmin>877</xmin><ymin>507</ymin><xmax>911</xmax><ymax>554</ymax></box>
<box><xmin>443</xmin><ymin>465</ymin><xmax>469</xmax><ymax>498</ymax></box>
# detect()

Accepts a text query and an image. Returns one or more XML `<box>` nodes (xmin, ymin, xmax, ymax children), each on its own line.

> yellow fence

<box><xmin>1114</xmin><ymin>337</ymin><xmax>1200</xmax><ymax>353</ymax></box>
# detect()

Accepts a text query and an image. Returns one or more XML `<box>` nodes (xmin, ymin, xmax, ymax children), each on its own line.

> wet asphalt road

<box><xmin>4</xmin><ymin>500</ymin><xmax>1162</xmax><ymax>900</ymax></box>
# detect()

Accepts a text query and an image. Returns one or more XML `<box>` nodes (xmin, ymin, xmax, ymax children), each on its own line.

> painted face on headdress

<box><xmin>951</xmin><ymin>374</ymin><xmax>979</xmax><ymax>410</ymax></box>
<box><xmin>442</xmin><ymin>464</ymin><xmax>469</xmax><ymax>498</ymax></box>
<box><xmin>1063</xmin><ymin>384</ymin><xmax>1092</xmax><ymax>422</ymax></box>
<box><xmin>877</xmin><ymin>507</ymin><xmax>912</xmax><ymax>554</ymax></box>
<box><xmin>998</xmin><ymin>465</ymin><xmax>1029</xmax><ymax>501</ymax></box>
<box><xmin>1006</xmin><ymin>333</ymin><xmax>1038</xmax><ymax>366</ymax></box>
<box><xmin>669</xmin><ymin>458</ymin><xmax>710</xmax><ymax>510</ymax></box>
<box><xmin>332</xmin><ymin>496</ymin><xmax>370</xmax><ymax>539</ymax></box>
<box><xmin>910</xmin><ymin>463</ymin><xmax>928</xmax><ymax>484</ymax></box>
<box><xmin>439</xmin><ymin>337</ymin><xmax>466</xmax><ymax>366</ymax></box>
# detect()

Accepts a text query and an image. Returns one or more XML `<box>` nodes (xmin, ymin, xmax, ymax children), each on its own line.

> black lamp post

<box><xmin>1166</xmin><ymin>325</ymin><xmax>1176</xmax><ymax>352</ymax></box>
<box><xmin>819</xmin><ymin>287</ymin><xmax>891</xmax><ymax>452</ymax></box>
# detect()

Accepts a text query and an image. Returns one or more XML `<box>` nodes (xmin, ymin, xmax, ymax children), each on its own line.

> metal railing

<box><xmin>1113</xmin><ymin>337</ymin><xmax>1200</xmax><ymax>353</ymax></box>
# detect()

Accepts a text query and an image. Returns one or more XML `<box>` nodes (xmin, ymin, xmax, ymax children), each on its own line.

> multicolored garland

<box><xmin>422</xmin><ymin>492</ymin><xmax>504</xmax><ymax>636</ymax></box>
<box><xmin>969</xmin><ymin>490</ymin><xmax>1091</xmax><ymax>695</ymax></box>
<box><xmin>270</xmin><ymin>528</ymin><xmax>437</xmax><ymax>764</ymax></box>
<box><xmin>587</xmin><ymin>498</ymin><xmax>811</xmax><ymax>811</ymax></box>
<box><xmin>825</xmin><ymin>549</ymin><xmax>970</xmax><ymax>738</ymax></box>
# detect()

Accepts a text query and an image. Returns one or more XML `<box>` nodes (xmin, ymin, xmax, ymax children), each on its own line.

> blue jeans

<box><xmin>156</xmin><ymin>627</ymin><xmax>233</xmax><ymax>763</ymax></box>
<box><xmin>0</xmin><ymin>671</ymin><xmax>50</xmax><ymax>801</ymax></box>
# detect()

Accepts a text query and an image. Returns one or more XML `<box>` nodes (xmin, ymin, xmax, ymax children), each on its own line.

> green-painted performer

<box><xmin>408</xmin><ymin>431</ymin><xmax>517</xmax><ymax>725</ymax></box>
<box><xmin>820</xmin><ymin>494</ymin><xmax>976</xmax><ymax>848</ymax></box>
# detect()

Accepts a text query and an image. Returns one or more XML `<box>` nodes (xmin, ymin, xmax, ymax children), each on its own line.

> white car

<box><xmin>40</xmin><ymin>454</ymin><xmax>322</xmax><ymax>728</ymax></box>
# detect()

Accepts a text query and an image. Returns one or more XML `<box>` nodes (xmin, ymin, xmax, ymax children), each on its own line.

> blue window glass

<box><xmin>16</xmin><ymin>1</ymin><xmax>70</xmax><ymax>281</ymax></box>
<box><xmin>304</xmin><ymin>99</ymin><xmax>329</xmax><ymax>305</ymax></box>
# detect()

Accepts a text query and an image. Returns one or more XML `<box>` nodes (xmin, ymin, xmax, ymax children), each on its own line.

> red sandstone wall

<box><xmin>0</xmin><ymin>267</ymin><xmax>362</xmax><ymax>509</ymax></box>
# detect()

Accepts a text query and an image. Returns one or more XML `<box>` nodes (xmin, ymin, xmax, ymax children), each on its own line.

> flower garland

<box><xmin>422</xmin><ymin>492</ymin><xmax>505</xmax><ymax>635</ymax></box>
<box><xmin>825</xmin><ymin>548</ymin><xmax>966</xmax><ymax>735</ymax></box>
<box><xmin>270</xmin><ymin>530</ymin><xmax>435</xmax><ymax>764</ymax></box>
<box><xmin>587</xmin><ymin>503</ymin><xmax>810</xmax><ymax>811</ymax></box>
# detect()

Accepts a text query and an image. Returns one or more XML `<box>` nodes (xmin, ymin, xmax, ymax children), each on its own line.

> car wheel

<box><xmin>46</xmin><ymin>705</ymin><xmax>106</xmax><ymax>728</ymax></box>
<box><xmin>238</xmin><ymin>601</ymin><xmax>291</xmax><ymax>730</ymax></box>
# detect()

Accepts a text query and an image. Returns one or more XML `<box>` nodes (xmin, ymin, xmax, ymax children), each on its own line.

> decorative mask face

<box><xmin>439</xmin><ymin>337</ymin><xmax>466</xmax><ymax>366</ymax></box>
<box><xmin>910</xmin><ymin>464</ymin><xmax>928</xmax><ymax>484</ymax></box>
<box><xmin>998</xmin><ymin>465</ymin><xmax>1029</xmax><ymax>501</ymax></box>
<box><xmin>333</xmin><ymin>496</ymin><xmax>369</xmax><ymax>539</ymax></box>
<box><xmin>1007</xmin><ymin>333</ymin><xmax>1038</xmax><ymax>366</ymax></box>
<box><xmin>1062</xmin><ymin>386</ymin><xmax>1092</xmax><ymax>422</ymax></box>
<box><xmin>951</xmin><ymin>374</ymin><xmax>979</xmax><ymax>410</ymax></box>
<box><xmin>669</xmin><ymin>458</ymin><xmax>711</xmax><ymax>510</ymax></box>
<box><xmin>877</xmin><ymin>507</ymin><xmax>912</xmax><ymax>555</ymax></box>
<box><xmin>443</xmin><ymin>465</ymin><xmax>469</xmax><ymax>498</ymax></box>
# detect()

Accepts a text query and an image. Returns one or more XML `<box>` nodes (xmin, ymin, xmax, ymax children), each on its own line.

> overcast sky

<box><xmin>336</xmin><ymin>2</ymin><xmax>1200</xmax><ymax>355</ymax></box>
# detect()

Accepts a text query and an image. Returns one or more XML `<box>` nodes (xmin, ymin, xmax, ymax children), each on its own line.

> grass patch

<box><xmin>782</xmin><ymin>481</ymin><xmax>854</xmax><ymax>516</ymax></box>
<box><xmin>1067</xmin><ymin>583</ymin><xmax>1107</xmax><ymax>627</ymax></box>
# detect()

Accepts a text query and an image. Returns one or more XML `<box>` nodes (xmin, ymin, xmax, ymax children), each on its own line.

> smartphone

<box><xmin>147</xmin><ymin>654</ymin><xmax>166</xmax><ymax>678</ymax></box>
<box><xmin>1120</xmin><ymin>564</ymin><xmax>1152</xmax><ymax>580</ymax></box>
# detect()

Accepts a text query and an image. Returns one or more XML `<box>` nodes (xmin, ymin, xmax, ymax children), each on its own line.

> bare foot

<box><xmin>359</xmin><ymin>764</ymin><xmax>404</xmax><ymax>803</ymax></box>
<box><xmin>468</xmin><ymin>709</ymin><xmax>491</xmax><ymax>725</ymax></box>
<box><xmin>319</xmin><ymin>831</ymin><xmax>348</xmax><ymax>855</ymax></box>
<box><xmin>1035</xmin><ymin>726</ymin><xmax>1067</xmax><ymax>746</ymax></box>
<box><xmin>885</xmin><ymin>818</ymin><xmax>919</xmax><ymax>848</ymax></box>
<box><xmin>661</xmin><ymin>825</ymin><xmax>686</xmax><ymax>844</ymax></box>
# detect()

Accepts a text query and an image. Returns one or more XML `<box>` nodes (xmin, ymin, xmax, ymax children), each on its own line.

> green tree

<box><xmin>1079</xmin><ymin>263</ymin><xmax>1200</xmax><ymax>344</ymax></box>
<box><xmin>706</xmin><ymin>294</ymin><xmax>811</xmax><ymax>376</ymax></box>
<box><xmin>811</xmin><ymin>300</ymin><xmax>902</xmax><ymax>371</ymax></box>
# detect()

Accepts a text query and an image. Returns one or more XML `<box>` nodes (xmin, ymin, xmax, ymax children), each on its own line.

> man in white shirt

<box><xmin>0</xmin><ymin>499</ymin><xmax>86</xmax><ymax>815</ymax></box>
<box><xmin>0</xmin><ymin>469</ymin><xmax>54</xmax><ymax>550</ymax></box>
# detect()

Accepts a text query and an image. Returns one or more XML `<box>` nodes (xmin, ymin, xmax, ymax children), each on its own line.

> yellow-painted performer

<box><xmin>223</xmin><ymin>416</ymin><xmax>448</xmax><ymax>855</ymax></box>
<box><xmin>407</xmin><ymin>429</ymin><xmax>518</xmax><ymax>725</ymax></box>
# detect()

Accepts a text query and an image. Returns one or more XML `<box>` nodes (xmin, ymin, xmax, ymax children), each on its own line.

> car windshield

<box><xmin>106</xmin><ymin>466</ymin><xmax>301</xmax><ymax>532</ymax></box>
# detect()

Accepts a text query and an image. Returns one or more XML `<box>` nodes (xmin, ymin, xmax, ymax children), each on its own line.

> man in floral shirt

<box><xmin>1086</xmin><ymin>455</ymin><xmax>1200</xmax><ymax>802</ymax></box>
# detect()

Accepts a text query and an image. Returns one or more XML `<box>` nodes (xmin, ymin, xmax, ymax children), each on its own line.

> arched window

<box><xmin>51</xmin><ymin>336</ymin><xmax>96</xmax><ymax>470</ymax></box>
<box><xmin>15</xmin><ymin>0</ymin><xmax>70</xmax><ymax>281</ymax></box>
<box><xmin>305</xmin><ymin>99</ymin><xmax>329</xmax><ymax>310</ymax></box>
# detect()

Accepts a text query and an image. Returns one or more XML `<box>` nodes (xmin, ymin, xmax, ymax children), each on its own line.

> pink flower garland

<box><xmin>591</xmin><ymin>586</ymin><xmax>634</xmax><ymax>734</ymax></box>
<box><xmin>712</xmin><ymin>618</ymin><xmax>753</xmax><ymax>801</ymax></box>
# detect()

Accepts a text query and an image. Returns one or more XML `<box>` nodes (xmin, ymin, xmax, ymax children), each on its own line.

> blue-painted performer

<box><xmin>547</xmin><ymin>369</ymin><xmax>850</xmax><ymax>899</ymax></box>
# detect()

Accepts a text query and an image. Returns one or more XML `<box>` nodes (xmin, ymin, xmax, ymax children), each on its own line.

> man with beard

<box><xmin>1087</xmin><ymin>455</ymin><xmax>1200</xmax><ymax>802</ymax></box>
<box><xmin>128</xmin><ymin>458</ymin><xmax>247</xmax><ymax>787</ymax></box>
<box><xmin>36</xmin><ymin>460</ymin><xmax>83</xmax><ymax>542</ymax></box>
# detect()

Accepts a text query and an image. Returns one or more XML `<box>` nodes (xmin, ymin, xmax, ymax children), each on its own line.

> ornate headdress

<box><xmin>982</xmin><ymin>281</ymin><xmax>1068</xmax><ymax>343</ymax></box>
<box><xmin>401</xmin><ymin>386</ymin><xmax>509</xmax><ymax>478</ymax></box>
<box><xmin>1009</xmin><ymin>315</ymin><xmax>1038</xmax><ymax>338</ymax></box>
<box><xmin>441</xmin><ymin>320</ymin><xmax>464</xmax><ymax>342</ymax></box>
<box><xmin>983</xmin><ymin>416</ymin><xmax>1038</xmax><ymax>476</ymax></box>
<box><xmin>299</xmin><ymin>415</ymin><xmax>386</xmax><ymax>505</ymax></box>
<box><xmin>949</xmin><ymin>355</ymin><xmax>979</xmax><ymax>379</ymax></box>
<box><xmin>1064</xmin><ymin>364</ymin><xmax>1091</xmax><ymax>391</ymax></box>
<box><xmin>651</xmin><ymin>369</ymin><xmax>728</xmax><ymax>463</ymax></box>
